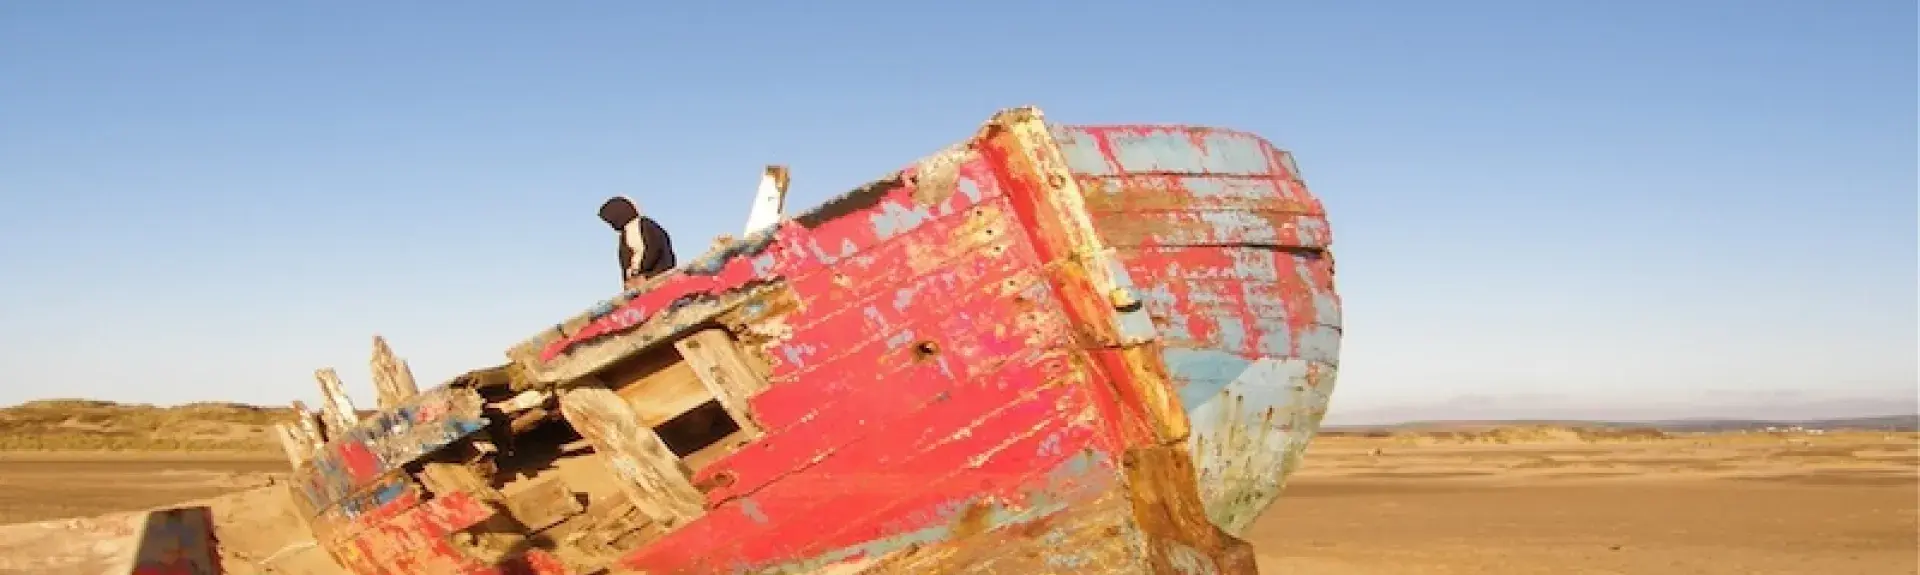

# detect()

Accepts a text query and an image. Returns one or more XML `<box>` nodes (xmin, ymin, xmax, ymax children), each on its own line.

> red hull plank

<box><xmin>289</xmin><ymin>107</ymin><xmax>1339</xmax><ymax>575</ymax></box>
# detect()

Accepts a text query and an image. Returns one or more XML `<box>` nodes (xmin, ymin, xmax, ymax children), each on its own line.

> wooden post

<box><xmin>558</xmin><ymin>386</ymin><xmax>706</xmax><ymax>527</ymax></box>
<box><xmin>290</xmin><ymin>400</ymin><xmax>328</xmax><ymax>447</ymax></box>
<box><xmin>274</xmin><ymin>423</ymin><xmax>312</xmax><ymax>469</ymax></box>
<box><xmin>673</xmin><ymin>328</ymin><xmax>769</xmax><ymax>438</ymax></box>
<box><xmin>743</xmin><ymin>165</ymin><xmax>790</xmax><ymax>236</ymax></box>
<box><xmin>314</xmin><ymin>368</ymin><xmax>360</xmax><ymax>433</ymax></box>
<box><xmin>370</xmin><ymin>335</ymin><xmax>421</xmax><ymax>409</ymax></box>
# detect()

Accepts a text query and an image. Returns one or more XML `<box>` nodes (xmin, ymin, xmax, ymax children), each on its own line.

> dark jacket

<box><xmin>618</xmin><ymin>216</ymin><xmax>677</xmax><ymax>283</ymax></box>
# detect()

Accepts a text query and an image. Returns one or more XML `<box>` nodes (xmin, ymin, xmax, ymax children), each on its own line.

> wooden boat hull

<box><xmin>280</xmin><ymin>107</ymin><xmax>1339</xmax><ymax>574</ymax></box>
<box><xmin>1053</xmin><ymin>125</ymin><xmax>1340</xmax><ymax>535</ymax></box>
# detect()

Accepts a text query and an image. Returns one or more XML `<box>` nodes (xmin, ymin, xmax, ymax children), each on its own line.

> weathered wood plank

<box><xmin>673</xmin><ymin>328</ymin><xmax>768</xmax><ymax>437</ymax></box>
<box><xmin>418</xmin><ymin>462</ymin><xmax>501</xmax><ymax>502</ymax></box>
<box><xmin>289</xmin><ymin>400</ymin><xmax>326</xmax><ymax>446</ymax></box>
<box><xmin>370</xmin><ymin>335</ymin><xmax>421</xmax><ymax>409</ymax></box>
<box><xmin>504</xmin><ymin>477</ymin><xmax>586</xmax><ymax>532</ymax></box>
<box><xmin>274</xmin><ymin>423</ymin><xmax>312</xmax><ymax>469</ymax></box>
<box><xmin>314</xmin><ymin>368</ymin><xmax>360</xmax><ymax>433</ymax></box>
<box><xmin>558</xmin><ymin>386</ymin><xmax>705</xmax><ymax>528</ymax></box>
<box><xmin>602</xmin><ymin>350</ymin><xmax>713</xmax><ymax>427</ymax></box>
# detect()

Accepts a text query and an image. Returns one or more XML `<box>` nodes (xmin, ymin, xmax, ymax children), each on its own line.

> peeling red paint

<box><xmin>306</xmin><ymin>107</ymin><xmax>1336</xmax><ymax>574</ymax></box>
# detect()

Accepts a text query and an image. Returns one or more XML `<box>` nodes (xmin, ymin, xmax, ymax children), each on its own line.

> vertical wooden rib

<box><xmin>314</xmin><ymin>368</ymin><xmax>360</xmax><ymax>433</ymax></box>
<box><xmin>290</xmin><ymin>400</ymin><xmax>327</xmax><ymax>447</ymax></box>
<box><xmin>370</xmin><ymin>335</ymin><xmax>420</xmax><ymax>409</ymax></box>
<box><xmin>558</xmin><ymin>386</ymin><xmax>705</xmax><ymax>527</ymax></box>
<box><xmin>673</xmin><ymin>328</ymin><xmax>769</xmax><ymax>438</ymax></box>
<box><xmin>274</xmin><ymin>423</ymin><xmax>312</xmax><ymax>469</ymax></box>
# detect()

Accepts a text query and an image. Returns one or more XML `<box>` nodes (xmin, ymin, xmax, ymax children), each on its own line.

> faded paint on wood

<box><xmin>673</xmin><ymin>327</ymin><xmax>768</xmax><ymax>437</ymax></box>
<box><xmin>275</xmin><ymin>422</ymin><xmax>313</xmax><ymax>469</ymax></box>
<box><xmin>291</xmin><ymin>386</ymin><xmax>489</xmax><ymax>527</ymax></box>
<box><xmin>982</xmin><ymin>109</ymin><xmax>1192</xmax><ymax>448</ymax></box>
<box><xmin>559</xmin><ymin>386</ymin><xmax>706</xmax><ymax>528</ymax></box>
<box><xmin>1055</xmin><ymin>124</ymin><xmax>1342</xmax><ymax>536</ymax></box>
<box><xmin>314</xmin><ymin>368</ymin><xmax>360</xmax><ymax>433</ymax></box>
<box><xmin>290</xmin><ymin>400</ymin><xmax>327</xmax><ymax>447</ymax></box>
<box><xmin>304</xmin><ymin>106</ymin><xmax>1335</xmax><ymax>575</ymax></box>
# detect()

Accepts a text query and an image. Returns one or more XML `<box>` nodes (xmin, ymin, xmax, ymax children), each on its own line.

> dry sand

<box><xmin>0</xmin><ymin>429</ymin><xmax>1913</xmax><ymax>574</ymax></box>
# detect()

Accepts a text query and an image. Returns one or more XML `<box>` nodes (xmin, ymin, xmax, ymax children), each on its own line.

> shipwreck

<box><xmin>268</xmin><ymin>106</ymin><xmax>1343</xmax><ymax>574</ymax></box>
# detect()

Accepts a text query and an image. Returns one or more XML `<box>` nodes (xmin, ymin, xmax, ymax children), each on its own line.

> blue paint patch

<box><xmin>779</xmin><ymin>342</ymin><xmax>819</xmax><ymax>368</ymax></box>
<box><xmin>958</xmin><ymin>177</ymin><xmax>985</xmax><ymax>202</ymax></box>
<box><xmin>1228</xmin><ymin>249</ymin><xmax>1282</xmax><ymax>282</ymax></box>
<box><xmin>807</xmin><ymin>239</ymin><xmax>837</xmax><ymax>265</ymax></box>
<box><xmin>1215</xmin><ymin>315</ymin><xmax>1247</xmax><ymax>354</ymax></box>
<box><xmin>1177</xmin><ymin>177</ymin><xmax>1280</xmax><ymax>201</ymax></box>
<box><xmin>1049</xmin><ymin>128</ymin><xmax>1118</xmax><ymax>176</ymax></box>
<box><xmin>1088</xmin><ymin>129</ymin><xmax>1278</xmax><ymax>176</ymax></box>
<box><xmin>1162</xmin><ymin>348</ymin><xmax>1254</xmax><ymax>406</ymax></box>
<box><xmin>1199</xmin><ymin>132</ymin><xmax>1272</xmax><ymax>174</ymax></box>
<box><xmin>1196</xmin><ymin>210</ymin><xmax>1279</xmax><ymax>244</ymax></box>
<box><xmin>751</xmin><ymin>254</ymin><xmax>778</xmax><ymax>276</ymax></box>
<box><xmin>891</xmin><ymin>285</ymin><xmax>921</xmax><ymax>312</ymax></box>
<box><xmin>868</xmin><ymin>201</ymin><xmax>933</xmax><ymax>239</ymax></box>
<box><xmin>683</xmin><ymin>230</ymin><xmax>780</xmax><ymax>275</ymax></box>
<box><xmin>1181</xmin><ymin>356</ymin><xmax>1336</xmax><ymax>535</ymax></box>
<box><xmin>884</xmin><ymin>329</ymin><xmax>916</xmax><ymax>351</ymax></box>
<box><xmin>1296</xmin><ymin>324</ymin><xmax>1341</xmax><ymax>367</ymax></box>
<box><xmin>1295</xmin><ymin>258</ymin><xmax>1342</xmax><ymax>328</ymax></box>
<box><xmin>861</xmin><ymin>305</ymin><xmax>891</xmax><ymax>332</ymax></box>
<box><xmin>1296</xmin><ymin>216</ymin><xmax>1331</xmax><ymax>247</ymax></box>
<box><xmin>1109</xmin><ymin>131</ymin><xmax>1200</xmax><ymax>174</ymax></box>
<box><xmin>741</xmin><ymin>498</ymin><xmax>770</xmax><ymax>525</ymax></box>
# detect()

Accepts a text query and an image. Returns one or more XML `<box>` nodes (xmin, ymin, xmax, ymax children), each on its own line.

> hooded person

<box><xmin>598</xmin><ymin>196</ymin><xmax>677</xmax><ymax>290</ymax></box>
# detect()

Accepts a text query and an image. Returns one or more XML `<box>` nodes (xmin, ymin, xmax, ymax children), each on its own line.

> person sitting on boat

<box><xmin>598</xmin><ymin>196</ymin><xmax>677</xmax><ymax>291</ymax></box>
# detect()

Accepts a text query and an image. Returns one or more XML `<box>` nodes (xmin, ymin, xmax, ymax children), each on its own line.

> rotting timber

<box><xmin>276</xmin><ymin>106</ymin><xmax>1343</xmax><ymax>574</ymax></box>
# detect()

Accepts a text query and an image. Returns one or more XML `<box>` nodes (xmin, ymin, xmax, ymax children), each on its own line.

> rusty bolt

<box><xmin>1047</xmin><ymin>173</ymin><xmax>1067</xmax><ymax>189</ymax></box>
<box><xmin>1108</xmin><ymin>288</ymin><xmax>1139</xmax><ymax>310</ymax></box>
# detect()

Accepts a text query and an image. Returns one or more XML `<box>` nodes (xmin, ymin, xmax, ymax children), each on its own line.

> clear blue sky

<box><xmin>1</xmin><ymin>2</ymin><xmax>1913</xmax><ymax>422</ymax></box>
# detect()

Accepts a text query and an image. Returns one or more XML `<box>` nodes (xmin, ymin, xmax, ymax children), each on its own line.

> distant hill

<box><xmin>0</xmin><ymin>399</ymin><xmax>292</xmax><ymax>451</ymax></box>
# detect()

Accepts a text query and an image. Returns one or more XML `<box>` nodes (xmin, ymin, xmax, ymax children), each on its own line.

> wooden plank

<box><xmin>504</xmin><ymin>477</ymin><xmax>585</xmax><ymax>532</ymax></box>
<box><xmin>274</xmin><ymin>423</ymin><xmax>312</xmax><ymax>469</ymax></box>
<box><xmin>314</xmin><ymin>368</ymin><xmax>360</xmax><ymax>432</ymax></box>
<box><xmin>418</xmin><ymin>462</ymin><xmax>502</xmax><ymax>503</ymax></box>
<box><xmin>289</xmin><ymin>400</ymin><xmax>326</xmax><ymax>446</ymax></box>
<box><xmin>558</xmin><ymin>386</ymin><xmax>705</xmax><ymax>528</ymax></box>
<box><xmin>602</xmin><ymin>349</ymin><xmax>713</xmax><ymax>427</ymax></box>
<box><xmin>673</xmin><ymin>328</ymin><xmax>768</xmax><ymax>437</ymax></box>
<box><xmin>370</xmin><ymin>335</ymin><xmax>421</xmax><ymax>409</ymax></box>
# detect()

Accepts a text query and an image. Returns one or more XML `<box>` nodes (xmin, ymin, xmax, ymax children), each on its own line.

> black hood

<box><xmin>598</xmin><ymin>196</ymin><xmax>639</xmax><ymax>229</ymax></box>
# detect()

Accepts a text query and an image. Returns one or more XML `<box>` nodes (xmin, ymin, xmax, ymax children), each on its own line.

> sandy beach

<box><xmin>1</xmin><ymin>429</ymin><xmax>1913</xmax><ymax>574</ymax></box>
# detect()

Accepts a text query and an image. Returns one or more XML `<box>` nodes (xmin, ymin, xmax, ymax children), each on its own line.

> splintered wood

<box><xmin>370</xmin><ymin>335</ymin><xmax>422</xmax><ymax>409</ymax></box>
<box><xmin>559</xmin><ymin>386</ymin><xmax>706</xmax><ymax>528</ymax></box>
<box><xmin>275</xmin><ymin>423</ymin><xmax>313</xmax><ymax>468</ymax></box>
<box><xmin>314</xmin><ymin>368</ymin><xmax>360</xmax><ymax>432</ymax></box>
